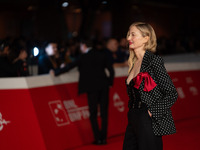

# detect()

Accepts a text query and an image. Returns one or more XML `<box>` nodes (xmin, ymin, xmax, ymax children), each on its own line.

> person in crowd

<box><xmin>38</xmin><ymin>40</ymin><xmax>62</xmax><ymax>74</ymax></box>
<box><xmin>122</xmin><ymin>22</ymin><xmax>178</xmax><ymax>150</ymax></box>
<box><xmin>58</xmin><ymin>39</ymin><xmax>81</xmax><ymax>69</ymax></box>
<box><xmin>93</xmin><ymin>39</ymin><xmax>104</xmax><ymax>51</ymax></box>
<box><xmin>66</xmin><ymin>39</ymin><xmax>81</xmax><ymax>63</ymax></box>
<box><xmin>51</xmin><ymin>38</ymin><xmax>114</xmax><ymax>145</ymax></box>
<box><xmin>119</xmin><ymin>37</ymin><xmax>129</xmax><ymax>60</ymax></box>
<box><xmin>11</xmin><ymin>39</ymin><xmax>29</xmax><ymax>76</ymax></box>
<box><xmin>0</xmin><ymin>39</ymin><xmax>28</xmax><ymax>77</ymax></box>
<box><xmin>104</xmin><ymin>38</ymin><xmax>128</xmax><ymax>67</ymax></box>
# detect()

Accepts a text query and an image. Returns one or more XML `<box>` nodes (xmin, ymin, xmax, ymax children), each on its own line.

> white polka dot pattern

<box><xmin>138</xmin><ymin>50</ymin><xmax>178</xmax><ymax>136</ymax></box>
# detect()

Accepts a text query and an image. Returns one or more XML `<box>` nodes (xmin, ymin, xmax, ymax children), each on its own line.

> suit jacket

<box><xmin>136</xmin><ymin>50</ymin><xmax>178</xmax><ymax>136</ymax></box>
<box><xmin>38</xmin><ymin>54</ymin><xmax>54</xmax><ymax>75</ymax></box>
<box><xmin>55</xmin><ymin>49</ymin><xmax>115</xmax><ymax>94</ymax></box>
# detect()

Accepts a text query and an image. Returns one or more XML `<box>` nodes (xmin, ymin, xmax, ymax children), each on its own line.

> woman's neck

<box><xmin>134</xmin><ymin>49</ymin><xmax>145</xmax><ymax>61</ymax></box>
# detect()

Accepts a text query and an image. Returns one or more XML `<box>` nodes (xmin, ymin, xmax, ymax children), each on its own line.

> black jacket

<box><xmin>0</xmin><ymin>56</ymin><xmax>28</xmax><ymax>77</ymax></box>
<box><xmin>55</xmin><ymin>49</ymin><xmax>115</xmax><ymax>94</ymax></box>
<box><xmin>134</xmin><ymin>50</ymin><xmax>178</xmax><ymax>136</ymax></box>
<box><xmin>38</xmin><ymin>54</ymin><xmax>54</xmax><ymax>75</ymax></box>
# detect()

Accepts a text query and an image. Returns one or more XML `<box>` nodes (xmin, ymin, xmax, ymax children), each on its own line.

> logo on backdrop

<box><xmin>0</xmin><ymin>112</ymin><xmax>11</xmax><ymax>131</ymax></box>
<box><xmin>186</xmin><ymin>76</ymin><xmax>199</xmax><ymax>96</ymax></box>
<box><xmin>113</xmin><ymin>92</ymin><xmax>125</xmax><ymax>112</ymax></box>
<box><xmin>49</xmin><ymin>100</ymin><xmax>90</xmax><ymax>126</ymax></box>
<box><xmin>176</xmin><ymin>87</ymin><xmax>185</xmax><ymax>99</ymax></box>
<box><xmin>49</xmin><ymin>100</ymin><xmax>70</xmax><ymax>126</ymax></box>
<box><xmin>63</xmin><ymin>100</ymin><xmax>89</xmax><ymax>122</ymax></box>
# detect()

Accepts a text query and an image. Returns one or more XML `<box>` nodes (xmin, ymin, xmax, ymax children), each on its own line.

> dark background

<box><xmin>0</xmin><ymin>0</ymin><xmax>199</xmax><ymax>41</ymax></box>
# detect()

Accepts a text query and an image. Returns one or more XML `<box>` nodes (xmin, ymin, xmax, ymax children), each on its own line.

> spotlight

<box><xmin>62</xmin><ymin>2</ymin><xmax>69</xmax><ymax>7</ymax></box>
<box><xmin>33</xmin><ymin>47</ymin><xmax>39</xmax><ymax>57</ymax></box>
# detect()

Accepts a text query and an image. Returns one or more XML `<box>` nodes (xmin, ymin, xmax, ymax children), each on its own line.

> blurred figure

<box><xmin>58</xmin><ymin>39</ymin><xmax>81</xmax><ymax>68</ymax></box>
<box><xmin>0</xmin><ymin>40</ymin><xmax>10</xmax><ymax>56</ymax></box>
<box><xmin>157</xmin><ymin>37</ymin><xmax>168</xmax><ymax>55</ymax></box>
<box><xmin>66</xmin><ymin>39</ymin><xmax>80</xmax><ymax>62</ymax></box>
<box><xmin>38</xmin><ymin>41</ymin><xmax>61</xmax><ymax>74</ymax></box>
<box><xmin>119</xmin><ymin>37</ymin><xmax>129</xmax><ymax>60</ymax></box>
<box><xmin>52</xmin><ymin>38</ymin><xmax>114</xmax><ymax>145</ymax></box>
<box><xmin>0</xmin><ymin>39</ymin><xmax>28</xmax><ymax>77</ymax></box>
<box><xmin>11</xmin><ymin>40</ymin><xmax>29</xmax><ymax>77</ymax></box>
<box><xmin>93</xmin><ymin>39</ymin><xmax>104</xmax><ymax>51</ymax></box>
<box><xmin>104</xmin><ymin>38</ymin><xmax>128</xmax><ymax>67</ymax></box>
<box><xmin>174</xmin><ymin>38</ymin><xmax>187</xmax><ymax>54</ymax></box>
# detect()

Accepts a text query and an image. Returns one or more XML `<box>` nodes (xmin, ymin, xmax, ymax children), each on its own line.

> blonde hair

<box><xmin>127</xmin><ymin>22</ymin><xmax>157</xmax><ymax>73</ymax></box>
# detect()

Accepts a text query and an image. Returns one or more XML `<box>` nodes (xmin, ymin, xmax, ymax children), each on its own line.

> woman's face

<box><xmin>127</xmin><ymin>26</ymin><xmax>148</xmax><ymax>51</ymax></box>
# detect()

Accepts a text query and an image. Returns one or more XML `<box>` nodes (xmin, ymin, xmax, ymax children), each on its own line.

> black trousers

<box><xmin>87</xmin><ymin>87</ymin><xmax>109</xmax><ymax>141</ymax></box>
<box><xmin>123</xmin><ymin>107</ymin><xmax>163</xmax><ymax>150</ymax></box>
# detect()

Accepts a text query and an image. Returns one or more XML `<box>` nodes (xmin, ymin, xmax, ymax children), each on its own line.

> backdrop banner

<box><xmin>0</xmin><ymin>69</ymin><xmax>200</xmax><ymax>150</ymax></box>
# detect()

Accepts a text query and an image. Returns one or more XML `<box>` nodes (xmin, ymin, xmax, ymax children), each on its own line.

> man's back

<box><xmin>78</xmin><ymin>49</ymin><xmax>114</xmax><ymax>94</ymax></box>
<box><xmin>53</xmin><ymin>42</ymin><xmax>114</xmax><ymax>144</ymax></box>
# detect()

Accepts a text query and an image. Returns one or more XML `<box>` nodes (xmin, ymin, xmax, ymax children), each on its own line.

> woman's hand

<box><xmin>148</xmin><ymin>110</ymin><xmax>152</xmax><ymax>117</ymax></box>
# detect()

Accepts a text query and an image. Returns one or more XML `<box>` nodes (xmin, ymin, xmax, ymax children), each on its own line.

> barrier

<box><xmin>0</xmin><ymin>62</ymin><xmax>200</xmax><ymax>150</ymax></box>
<box><xmin>0</xmin><ymin>89</ymin><xmax>46</xmax><ymax>150</ymax></box>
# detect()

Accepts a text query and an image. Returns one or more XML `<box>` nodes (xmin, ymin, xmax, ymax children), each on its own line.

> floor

<box><xmin>72</xmin><ymin>117</ymin><xmax>200</xmax><ymax>150</ymax></box>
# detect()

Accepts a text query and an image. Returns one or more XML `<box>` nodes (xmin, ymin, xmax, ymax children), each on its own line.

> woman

<box><xmin>123</xmin><ymin>22</ymin><xmax>178</xmax><ymax>150</ymax></box>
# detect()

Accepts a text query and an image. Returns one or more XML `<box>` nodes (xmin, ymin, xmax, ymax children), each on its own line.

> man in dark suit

<box><xmin>53</xmin><ymin>39</ymin><xmax>115</xmax><ymax>145</ymax></box>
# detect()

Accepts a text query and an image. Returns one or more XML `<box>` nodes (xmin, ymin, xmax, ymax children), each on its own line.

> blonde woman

<box><xmin>123</xmin><ymin>22</ymin><xmax>178</xmax><ymax>150</ymax></box>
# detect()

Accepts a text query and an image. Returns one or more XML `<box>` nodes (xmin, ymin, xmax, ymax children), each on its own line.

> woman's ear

<box><xmin>144</xmin><ymin>36</ymin><xmax>149</xmax><ymax>43</ymax></box>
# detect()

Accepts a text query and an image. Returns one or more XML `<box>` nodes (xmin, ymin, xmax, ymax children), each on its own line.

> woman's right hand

<box><xmin>148</xmin><ymin>110</ymin><xmax>152</xmax><ymax>117</ymax></box>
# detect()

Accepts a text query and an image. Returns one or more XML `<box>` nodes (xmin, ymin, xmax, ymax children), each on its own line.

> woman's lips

<box><xmin>129</xmin><ymin>42</ymin><xmax>133</xmax><ymax>45</ymax></box>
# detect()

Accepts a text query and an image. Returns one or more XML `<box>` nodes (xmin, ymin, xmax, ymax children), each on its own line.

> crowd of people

<box><xmin>0</xmin><ymin>36</ymin><xmax>129</xmax><ymax>77</ymax></box>
<box><xmin>0</xmin><ymin>34</ymin><xmax>199</xmax><ymax>78</ymax></box>
<box><xmin>0</xmin><ymin>37</ymin><xmax>29</xmax><ymax>77</ymax></box>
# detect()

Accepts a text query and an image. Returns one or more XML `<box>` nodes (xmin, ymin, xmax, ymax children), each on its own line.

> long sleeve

<box><xmin>149</xmin><ymin>56</ymin><xmax>178</xmax><ymax>119</ymax></box>
<box><xmin>54</xmin><ymin>58</ymin><xmax>79</xmax><ymax>76</ymax></box>
<box><xmin>104</xmin><ymin>53</ymin><xmax>115</xmax><ymax>86</ymax></box>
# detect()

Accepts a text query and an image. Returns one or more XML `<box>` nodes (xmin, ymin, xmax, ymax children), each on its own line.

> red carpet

<box><xmin>72</xmin><ymin>117</ymin><xmax>200</xmax><ymax>150</ymax></box>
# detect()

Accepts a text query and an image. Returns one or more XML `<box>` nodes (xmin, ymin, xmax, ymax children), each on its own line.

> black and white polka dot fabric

<box><xmin>136</xmin><ymin>50</ymin><xmax>178</xmax><ymax>136</ymax></box>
